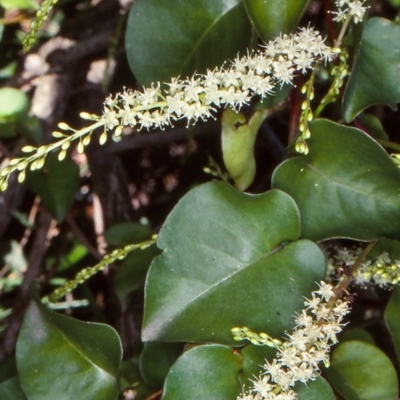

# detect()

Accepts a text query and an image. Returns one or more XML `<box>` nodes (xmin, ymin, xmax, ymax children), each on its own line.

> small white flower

<box><xmin>304</xmin><ymin>293</ymin><xmax>321</xmax><ymax>310</ymax></box>
<box><xmin>251</xmin><ymin>375</ymin><xmax>274</xmax><ymax>398</ymax></box>
<box><xmin>102</xmin><ymin>109</ymin><xmax>119</xmax><ymax>130</ymax></box>
<box><xmin>166</xmin><ymin>93</ymin><xmax>186</xmax><ymax>117</ymax></box>
<box><xmin>315</xmin><ymin>281</ymin><xmax>335</xmax><ymax>301</ymax></box>
<box><xmin>166</xmin><ymin>77</ymin><xmax>183</xmax><ymax>95</ymax></box>
<box><xmin>137</xmin><ymin>111</ymin><xmax>154</xmax><ymax>129</ymax></box>
<box><xmin>294</xmin><ymin>51</ymin><xmax>314</xmax><ymax>73</ymax></box>
<box><xmin>183</xmin><ymin>77</ymin><xmax>203</xmax><ymax>102</ymax></box>
<box><xmin>137</xmin><ymin>83</ymin><xmax>161</xmax><ymax>106</ymax></box>
<box><xmin>274</xmin><ymin>369</ymin><xmax>295</xmax><ymax>390</ymax></box>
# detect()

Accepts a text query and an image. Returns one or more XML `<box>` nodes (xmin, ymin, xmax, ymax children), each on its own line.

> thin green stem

<box><xmin>334</xmin><ymin>13</ymin><xmax>352</xmax><ymax>48</ymax></box>
<box><xmin>377</xmin><ymin>139</ymin><xmax>400</xmax><ymax>152</ymax></box>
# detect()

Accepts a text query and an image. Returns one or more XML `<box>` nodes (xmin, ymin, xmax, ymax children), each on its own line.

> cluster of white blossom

<box><xmin>327</xmin><ymin>247</ymin><xmax>400</xmax><ymax>288</ymax></box>
<box><xmin>235</xmin><ymin>282</ymin><xmax>350</xmax><ymax>400</ymax></box>
<box><xmin>101</xmin><ymin>27</ymin><xmax>334</xmax><ymax>133</ymax></box>
<box><xmin>331</xmin><ymin>0</ymin><xmax>369</xmax><ymax>24</ymax></box>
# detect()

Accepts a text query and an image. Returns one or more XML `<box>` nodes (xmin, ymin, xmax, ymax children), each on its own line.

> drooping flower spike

<box><xmin>101</xmin><ymin>27</ymin><xmax>334</xmax><ymax>133</ymax></box>
<box><xmin>0</xmin><ymin>27</ymin><xmax>334</xmax><ymax>191</ymax></box>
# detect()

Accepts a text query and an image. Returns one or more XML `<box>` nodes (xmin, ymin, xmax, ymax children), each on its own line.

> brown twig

<box><xmin>19</xmin><ymin>196</ymin><xmax>40</xmax><ymax>248</ymax></box>
<box><xmin>0</xmin><ymin>210</ymin><xmax>54</xmax><ymax>361</ymax></box>
<box><xmin>96</xmin><ymin>121</ymin><xmax>220</xmax><ymax>156</ymax></box>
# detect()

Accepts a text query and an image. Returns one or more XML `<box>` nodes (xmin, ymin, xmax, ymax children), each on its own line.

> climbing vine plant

<box><xmin>2</xmin><ymin>0</ymin><xmax>400</xmax><ymax>399</ymax></box>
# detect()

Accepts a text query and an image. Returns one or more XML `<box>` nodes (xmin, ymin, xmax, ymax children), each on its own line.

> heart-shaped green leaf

<box><xmin>27</xmin><ymin>154</ymin><xmax>80</xmax><ymax>222</ymax></box>
<box><xmin>16</xmin><ymin>286</ymin><xmax>122</xmax><ymax>400</ymax></box>
<box><xmin>242</xmin><ymin>0</ymin><xmax>311</xmax><ymax>42</ymax></box>
<box><xmin>162</xmin><ymin>345</ymin><xmax>242</xmax><ymax>400</ymax></box>
<box><xmin>324</xmin><ymin>341</ymin><xmax>398</xmax><ymax>400</ymax></box>
<box><xmin>126</xmin><ymin>0</ymin><xmax>252</xmax><ymax>86</ymax></box>
<box><xmin>222</xmin><ymin>108</ymin><xmax>268</xmax><ymax>191</ymax></box>
<box><xmin>143</xmin><ymin>182</ymin><xmax>326</xmax><ymax>344</ymax></box>
<box><xmin>343</xmin><ymin>18</ymin><xmax>400</xmax><ymax>122</ymax></box>
<box><xmin>272</xmin><ymin>119</ymin><xmax>400</xmax><ymax>242</ymax></box>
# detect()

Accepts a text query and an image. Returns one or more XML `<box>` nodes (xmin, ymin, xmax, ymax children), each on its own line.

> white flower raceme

<box><xmin>101</xmin><ymin>27</ymin><xmax>334</xmax><ymax>133</ymax></box>
<box><xmin>0</xmin><ymin>26</ymin><xmax>335</xmax><ymax>192</ymax></box>
<box><xmin>331</xmin><ymin>0</ymin><xmax>369</xmax><ymax>24</ymax></box>
<box><xmin>234</xmin><ymin>282</ymin><xmax>350</xmax><ymax>400</ymax></box>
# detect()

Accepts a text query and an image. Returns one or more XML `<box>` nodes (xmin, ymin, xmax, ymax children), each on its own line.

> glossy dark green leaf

<box><xmin>162</xmin><ymin>345</ymin><xmax>242</xmax><ymax>400</ymax></box>
<box><xmin>126</xmin><ymin>0</ymin><xmax>252</xmax><ymax>86</ymax></box>
<box><xmin>16</xmin><ymin>286</ymin><xmax>122</xmax><ymax>400</ymax></box>
<box><xmin>343</xmin><ymin>18</ymin><xmax>400</xmax><ymax>122</ymax></box>
<box><xmin>222</xmin><ymin>108</ymin><xmax>268</xmax><ymax>191</ymax></box>
<box><xmin>27</xmin><ymin>154</ymin><xmax>80</xmax><ymax>222</ymax></box>
<box><xmin>324</xmin><ymin>341</ymin><xmax>398</xmax><ymax>400</ymax></box>
<box><xmin>143</xmin><ymin>182</ymin><xmax>327</xmax><ymax>344</ymax></box>
<box><xmin>385</xmin><ymin>286</ymin><xmax>400</xmax><ymax>363</ymax></box>
<box><xmin>272</xmin><ymin>119</ymin><xmax>400</xmax><ymax>242</ymax></box>
<box><xmin>0</xmin><ymin>358</ymin><xmax>27</xmax><ymax>400</ymax></box>
<box><xmin>242</xmin><ymin>0</ymin><xmax>311</xmax><ymax>42</ymax></box>
<box><xmin>139</xmin><ymin>342</ymin><xmax>183</xmax><ymax>389</ymax></box>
